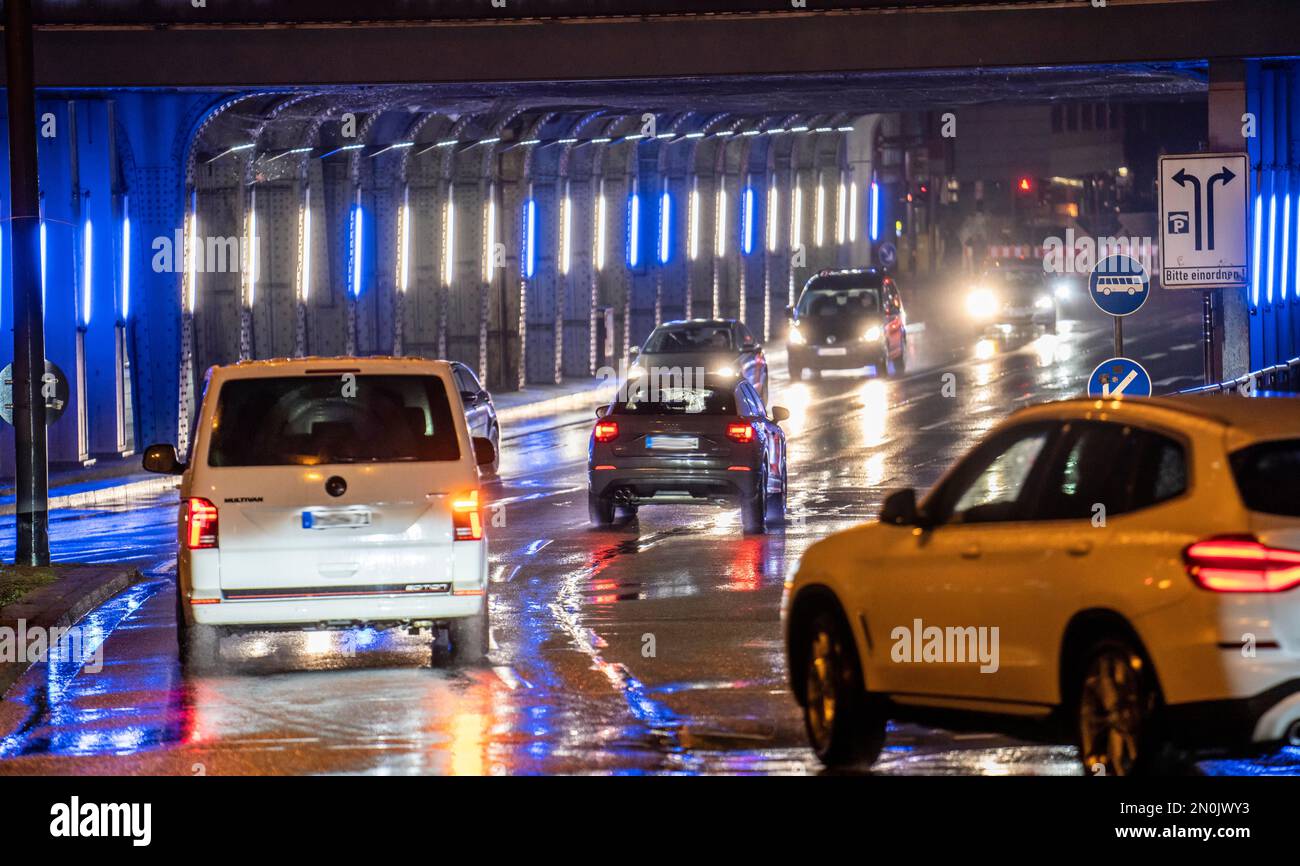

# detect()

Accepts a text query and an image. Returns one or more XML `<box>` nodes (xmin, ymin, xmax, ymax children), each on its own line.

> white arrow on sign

<box><xmin>1103</xmin><ymin>369</ymin><xmax>1139</xmax><ymax>397</ymax></box>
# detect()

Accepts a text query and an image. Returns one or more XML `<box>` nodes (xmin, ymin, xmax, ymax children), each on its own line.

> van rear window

<box><xmin>1230</xmin><ymin>439</ymin><xmax>1300</xmax><ymax>517</ymax></box>
<box><xmin>207</xmin><ymin>375</ymin><xmax>460</xmax><ymax>466</ymax></box>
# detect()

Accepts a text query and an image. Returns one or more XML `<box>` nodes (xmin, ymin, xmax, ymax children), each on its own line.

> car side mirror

<box><xmin>143</xmin><ymin>443</ymin><xmax>185</xmax><ymax>475</ymax></box>
<box><xmin>595</xmin><ymin>404</ymin><xmax>610</xmax><ymax>419</ymax></box>
<box><xmin>472</xmin><ymin>436</ymin><xmax>497</xmax><ymax>467</ymax></box>
<box><xmin>770</xmin><ymin>406</ymin><xmax>790</xmax><ymax>423</ymax></box>
<box><xmin>628</xmin><ymin>346</ymin><xmax>640</xmax><ymax>358</ymax></box>
<box><xmin>784</xmin><ymin>306</ymin><xmax>795</xmax><ymax>320</ymax></box>
<box><xmin>880</xmin><ymin>488</ymin><xmax>921</xmax><ymax>526</ymax></box>
<box><xmin>460</xmin><ymin>390</ymin><xmax>479</xmax><ymax>405</ymax></box>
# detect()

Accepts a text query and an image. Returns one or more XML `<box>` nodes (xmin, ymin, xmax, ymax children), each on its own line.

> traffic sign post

<box><xmin>1088</xmin><ymin>357</ymin><xmax>1153</xmax><ymax>400</ymax></box>
<box><xmin>5</xmin><ymin>0</ymin><xmax>49</xmax><ymax>566</ymax></box>
<box><xmin>1158</xmin><ymin>152</ymin><xmax>1250</xmax><ymax>385</ymax></box>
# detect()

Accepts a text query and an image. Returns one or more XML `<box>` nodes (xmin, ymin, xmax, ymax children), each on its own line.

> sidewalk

<box><xmin>0</xmin><ymin>563</ymin><xmax>146</xmax><ymax>703</ymax></box>
<box><xmin>0</xmin><ymin>379</ymin><xmax>619</xmax><ymax>510</ymax></box>
<box><xmin>0</xmin><ymin>467</ymin><xmax>180</xmax><ymax>516</ymax></box>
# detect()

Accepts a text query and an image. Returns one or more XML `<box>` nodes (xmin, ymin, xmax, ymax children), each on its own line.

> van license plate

<box><xmin>646</xmin><ymin>435</ymin><xmax>698</xmax><ymax>450</ymax></box>
<box><xmin>303</xmin><ymin>510</ymin><xmax>371</xmax><ymax>529</ymax></box>
<box><xmin>817</xmin><ymin>347</ymin><xmax>848</xmax><ymax>357</ymax></box>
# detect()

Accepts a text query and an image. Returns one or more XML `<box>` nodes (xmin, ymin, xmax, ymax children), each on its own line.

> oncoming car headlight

<box><xmin>788</xmin><ymin>324</ymin><xmax>806</xmax><ymax>345</ymax></box>
<box><xmin>862</xmin><ymin>325</ymin><xmax>882</xmax><ymax>342</ymax></box>
<box><xmin>1034</xmin><ymin>294</ymin><xmax>1054</xmax><ymax>310</ymax></box>
<box><xmin>965</xmin><ymin>288</ymin><xmax>997</xmax><ymax>320</ymax></box>
<box><xmin>714</xmin><ymin>365</ymin><xmax>736</xmax><ymax>377</ymax></box>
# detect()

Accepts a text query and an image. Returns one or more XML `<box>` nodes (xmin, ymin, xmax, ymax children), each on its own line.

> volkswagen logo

<box><xmin>826</xmin><ymin>335</ymin><xmax>837</xmax><ymax>345</ymax></box>
<box><xmin>325</xmin><ymin>476</ymin><xmax>347</xmax><ymax>498</ymax></box>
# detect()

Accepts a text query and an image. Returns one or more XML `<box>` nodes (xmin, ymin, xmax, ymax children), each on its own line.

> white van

<box><xmin>144</xmin><ymin>357</ymin><xmax>495</xmax><ymax>669</ymax></box>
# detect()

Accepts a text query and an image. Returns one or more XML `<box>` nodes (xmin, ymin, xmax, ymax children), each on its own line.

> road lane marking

<box><xmin>493</xmin><ymin>665</ymin><xmax>532</xmax><ymax>690</ymax></box>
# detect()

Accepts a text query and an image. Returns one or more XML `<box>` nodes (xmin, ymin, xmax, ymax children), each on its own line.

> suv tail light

<box><xmin>452</xmin><ymin>490</ymin><xmax>483</xmax><ymax>541</ymax></box>
<box><xmin>1184</xmin><ymin>536</ymin><xmax>1300</xmax><ymax>593</ymax></box>
<box><xmin>185</xmin><ymin>497</ymin><xmax>219</xmax><ymax>549</ymax></box>
<box><xmin>594</xmin><ymin>420</ymin><xmax>619</xmax><ymax>443</ymax></box>
<box><xmin>727</xmin><ymin>423</ymin><xmax>755</xmax><ymax>444</ymax></box>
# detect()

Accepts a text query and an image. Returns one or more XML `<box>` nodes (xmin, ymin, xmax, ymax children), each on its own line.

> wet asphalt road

<box><xmin>1</xmin><ymin>291</ymin><xmax>1297</xmax><ymax>775</ymax></box>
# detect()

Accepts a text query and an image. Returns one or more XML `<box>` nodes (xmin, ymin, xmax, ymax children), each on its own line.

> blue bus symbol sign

<box><xmin>1089</xmin><ymin>254</ymin><xmax>1149</xmax><ymax>317</ymax></box>
<box><xmin>1087</xmin><ymin>357</ymin><xmax>1152</xmax><ymax>399</ymax></box>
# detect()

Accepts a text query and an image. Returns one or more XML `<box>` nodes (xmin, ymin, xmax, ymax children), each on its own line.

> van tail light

<box><xmin>594</xmin><ymin>420</ymin><xmax>619</xmax><ymax>443</ymax></box>
<box><xmin>185</xmin><ymin>497</ymin><xmax>219</xmax><ymax>549</ymax></box>
<box><xmin>452</xmin><ymin>490</ymin><xmax>483</xmax><ymax>541</ymax></box>
<box><xmin>1184</xmin><ymin>536</ymin><xmax>1300</xmax><ymax>593</ymax></box>
<box><xmin>727</xmin><ymin>423</ymin><xmax>755</xmax><ymax>444</ymax></box>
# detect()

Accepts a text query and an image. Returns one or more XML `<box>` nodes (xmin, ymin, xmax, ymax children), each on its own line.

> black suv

<box><xmin>786</xmin><ymin>269</ymin><xmax>908</xmax><ymax>379</ymax></box>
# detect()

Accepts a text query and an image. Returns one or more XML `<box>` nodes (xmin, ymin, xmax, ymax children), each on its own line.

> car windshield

<box><xmin>988</xmin><ymin>270</ymin><xmax>1045</xmax><ymax>293</ymax></box>
<box><xmin>611</xmin><ymin>383</ymin><xmax>735</xmax><ymax>416</ymax></box>
<box><xmin>642</xmin><ymin>324</ymin><xmax>734</xmax><ymax>353</ymax></box>
<box><xmin>796</xmin><ymin>285</ymin><xmax>881</xmax><ymax>317</ymax></box>
<box><xmin>1230</xmin><ymin>439</ymin><xmax>1300</xmax><ymax>517</ymax></box>
<box><xmin>207</xmin><ymin>374</ymin><xmax>461</xmax><ymax>466</ymax></box>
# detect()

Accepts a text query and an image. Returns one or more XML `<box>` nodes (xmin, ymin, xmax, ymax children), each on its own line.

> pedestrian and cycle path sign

<box><xmin>1158</xmin><ymin>152</ymin><xmax>1250</xmax><ymax>291</ymax></box>
<box><xmin>1087</xmin><ymin>357</ymin><xmax>1152</xmax><ymax>399</ymax></box>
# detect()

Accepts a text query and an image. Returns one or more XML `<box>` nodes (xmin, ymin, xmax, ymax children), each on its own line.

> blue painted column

<box><xmin>1245</xmin><ymin>60</ymin><xmax>1300</xmax><ymax>371</ymax></box>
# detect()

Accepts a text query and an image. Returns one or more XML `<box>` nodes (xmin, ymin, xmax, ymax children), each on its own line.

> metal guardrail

<box><xmin>1179</xmin><ymin>357</ymin><xmax>1300</xmax><ymax>396</ymax></box>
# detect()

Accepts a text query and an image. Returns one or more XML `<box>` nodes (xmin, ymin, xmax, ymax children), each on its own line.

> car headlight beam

<box><xmin>965</xmin><ymin>288</ymin><xmax>997</xmax><ymax>320</ymax></box>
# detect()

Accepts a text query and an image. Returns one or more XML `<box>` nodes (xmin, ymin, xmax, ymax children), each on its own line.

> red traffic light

<box><xmin>1017</xmin><ymin>177</ymin><xmax>1033</xmax><ymax>193</ymax></box>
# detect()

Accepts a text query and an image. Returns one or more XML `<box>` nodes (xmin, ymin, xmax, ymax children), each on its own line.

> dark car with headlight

<box><xmin>965</xmin><ymin>261</ymin><xmax>1057</xmax><ymax>335</ymax></box>
<box><xmin>786</xmin><ymin>269</ymin><xmax>907</xmax><ymax>379</ymax></box>
<box><xmin>631</xmin><ymin>318</ymin><xmax>769</xmax><ymax>404</ymax></box>
<box><xmin>588</xmin><ymin>373</ymin><xmax>789</xmax><ymax>534</ymax></box>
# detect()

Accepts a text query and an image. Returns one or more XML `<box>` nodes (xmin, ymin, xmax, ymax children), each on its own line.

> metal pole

<box><xmin>6</xmin><ymin>0</ymin><xmax>50</xmax><ymax>565</ymax></box>
<box><xmin>1114</xmin><ymin>316</ymin><xmax>1123</xmax><ymax>358</ymax></box>
<box><xmin>1203</xmin><ymin>289</ymin><xmax>1221</xmax><ymax>385</ymax></box>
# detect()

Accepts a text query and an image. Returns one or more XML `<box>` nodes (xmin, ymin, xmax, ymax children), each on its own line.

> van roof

<box><xmin>210</xmin><ymin>356</ymin><xmax>453</xmax><ymax>377</ymax></box>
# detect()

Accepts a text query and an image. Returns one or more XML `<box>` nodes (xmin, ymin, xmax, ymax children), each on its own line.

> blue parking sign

<box><xmin>1087</xmin><ymin>357</ymin><xmax>1152</xmax><ymax>399</ymax></box>
<box><xmin>1089</xmin><ymin>254</ymin><xmax>1149</xmax><ymax>317</ymax></box>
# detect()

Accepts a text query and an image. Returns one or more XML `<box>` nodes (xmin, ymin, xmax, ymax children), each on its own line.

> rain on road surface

<box><xmin>1</xmin><ymin>302</ymin><xmax>1295</xmax><ymax>775</ymax></box>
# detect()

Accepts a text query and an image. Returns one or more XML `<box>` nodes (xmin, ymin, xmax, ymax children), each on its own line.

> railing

<box><xmin>1179</xmin><ymin>357</ymin><xmax>1300</xmax><ymax>396</ymax></box>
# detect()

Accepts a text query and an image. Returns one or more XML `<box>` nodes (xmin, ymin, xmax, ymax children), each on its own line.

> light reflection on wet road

<box><xmin>1</xmin><ymin>301</ymin><xmax>1296</xmax><ymax>775</ymax></box>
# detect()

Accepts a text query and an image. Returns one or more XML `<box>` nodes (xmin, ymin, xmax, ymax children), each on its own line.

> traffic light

<box><xmin>1017</xmin><ymin>176</ymin><xmax>1033</xmax><ymax>194</ymax></box>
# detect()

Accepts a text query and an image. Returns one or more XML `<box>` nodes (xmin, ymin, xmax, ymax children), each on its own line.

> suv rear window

<box><xmin>1231</xmin><ymin>439</ymin><xmax>1300</xmax><ymax>517</ymax></box>
<box><xmin>207</xmin><ymin>375</ymin><xmax>460</xmax><ymax>466</ymax></box>
<box><xmin>611</xmin><ymin>384</ymin><xmax>735</xmax><ymax>416</ymax></box>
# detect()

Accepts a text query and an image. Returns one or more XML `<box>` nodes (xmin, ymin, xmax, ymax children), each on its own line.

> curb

<box><xmin>0</xmin><ymin>565</ymin><xmax>148</xmax><ymax>702</ymax></box>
